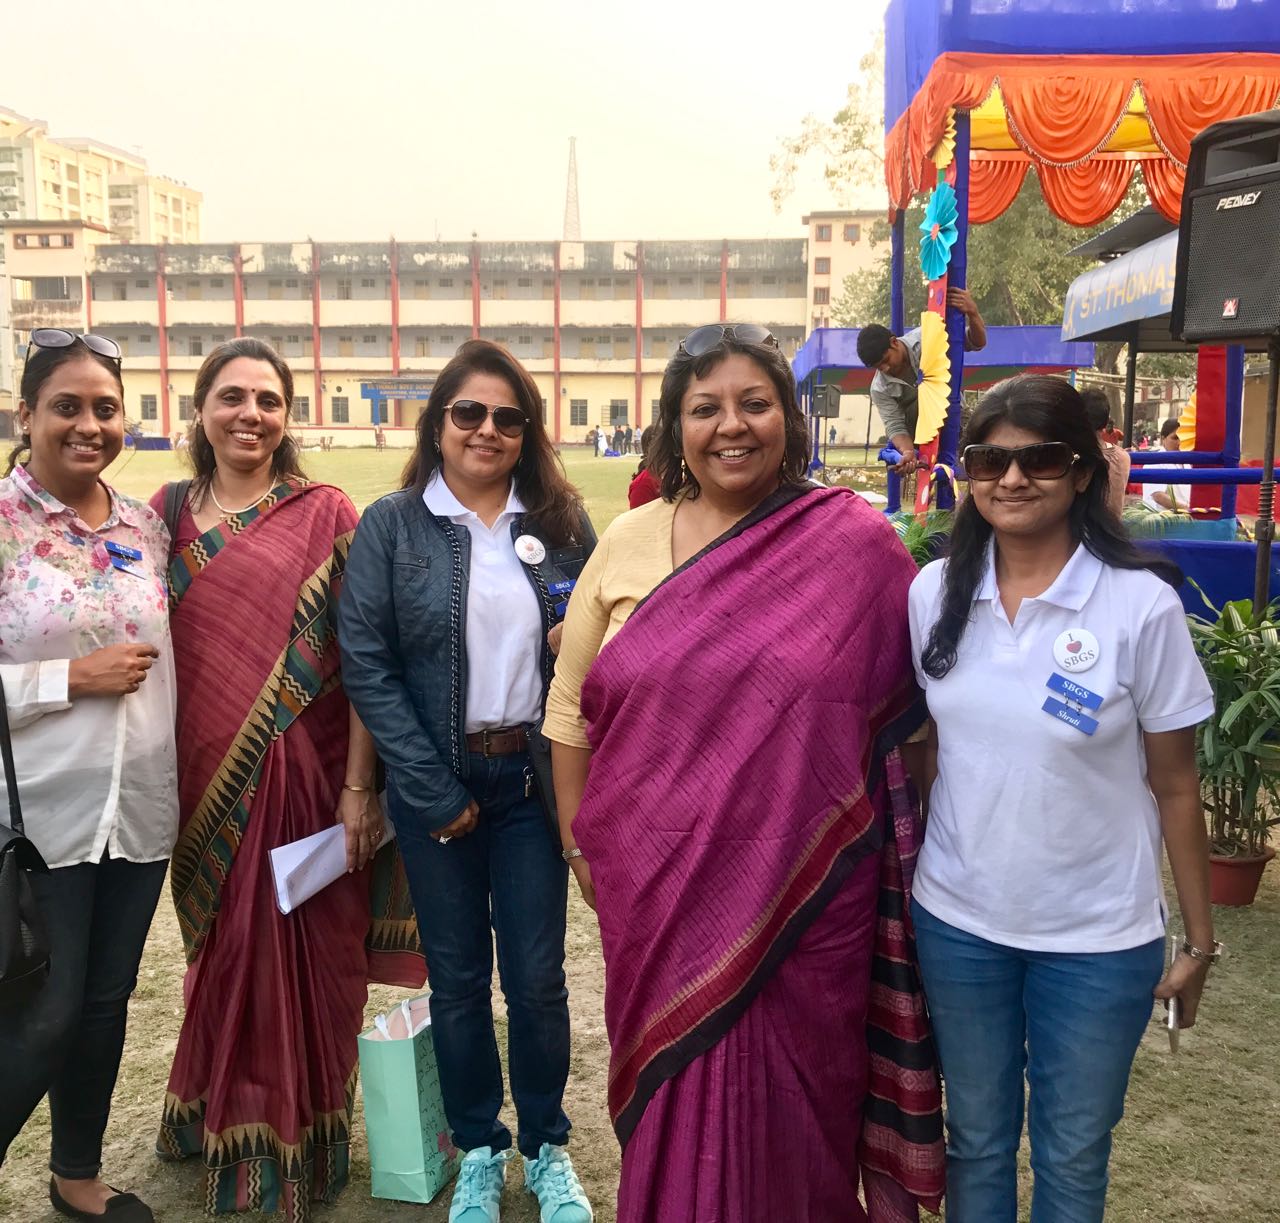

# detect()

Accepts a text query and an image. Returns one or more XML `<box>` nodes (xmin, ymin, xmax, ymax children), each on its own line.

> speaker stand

<box><xmin>1253</xmin><ymin>334</ymin><xmax>1280</xmax><ymax>622</ymax></box>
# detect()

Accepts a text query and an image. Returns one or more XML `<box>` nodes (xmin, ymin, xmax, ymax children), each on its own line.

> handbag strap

<box><xmin>0</xmin><ymin>673</ymin><xmax>24</xmax><ymax>837</ymax></box>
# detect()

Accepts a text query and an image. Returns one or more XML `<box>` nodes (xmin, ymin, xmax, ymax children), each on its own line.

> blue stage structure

<box><xmin>879</xmin><ymin>0</ymin><xmax>1280</xmax><ymax>613</ymax></box>
<box><xmin>794</xmin><ymin>326</ymin><xmax>1095</xmax><ymax>512</ymax></box>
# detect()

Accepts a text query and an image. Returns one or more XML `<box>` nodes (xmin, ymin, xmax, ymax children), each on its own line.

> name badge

<box><xmin>109</xmin><ymin>555</ymin><xmax>147</xmax><ymax>579</ymax></box>
<box><xmin>1046</xmin><ymin>672</ymin><xmax>1104</xmax><ymax>712</ymax></box>
<box><xmin>1042</xmin><ymin>696</ymin><xmax>1099</xmax><ymax>736</ymax></box>
<box><xmin>548</xmin><ymin>578</ymin><xmax>577</xmax><ymax>596</ymax></box>
<box><xmin>554</xmin><ymin>600</ymin><xmax>569</xmax><ymax>619</ymax></box>
<box><xmin>105</xmin><ymin>540</ymin><xmax>143</xmax><ymax>562</ymax></box>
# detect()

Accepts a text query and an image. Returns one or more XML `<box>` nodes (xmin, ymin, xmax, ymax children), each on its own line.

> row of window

<box><xmin>12</xmin><ymin>232</ymin><xmax>75</xmax><ymax>249</ymax></box>
<box><xmin>90</xmin><ymin>274</ymin><xmax>800</xmax><ymax>299</ymax></box>
<box><xmin>813</xmin><ymin>223</ymin><xmax>861</xmax><ymax>243</ymax></box>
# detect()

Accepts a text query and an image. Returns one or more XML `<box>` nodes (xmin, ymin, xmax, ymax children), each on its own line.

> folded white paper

<box><xmin>269</xmin><ymin>820</ymin><xmax>396</xmax><ymax>915</ymax></box>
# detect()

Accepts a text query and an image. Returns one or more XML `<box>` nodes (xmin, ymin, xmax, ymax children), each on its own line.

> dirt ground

<box><xmin>4</xmin><ymin>868</ymin><xmax>1280</xmax><ymax>1222</ymax></box>
<box><xmin>1</xmin><ymin>889</ymin><xmax>618</xmax><ymax>1223</ymax></box>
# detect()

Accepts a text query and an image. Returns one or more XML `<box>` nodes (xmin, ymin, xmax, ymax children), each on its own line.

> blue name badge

<box><xmin>548</xmin><ymin>578</ymin><xmax>576</xmax><ymax>596</ymax></box>
<box><xmin>105</xmin><ymin>540</ymin><xmax>143</xmax><ymax>562</ymax></box>
<box><xmin>109</xmin><ymin>554</ymin><xmax>147</xmax><ymax>579</ymax></box>
<box><xmin>554</xmin><ymin>600</ymin><xmax>569</xmax><ymax>618</ymax></box>
<box><xmin>1042</xmin><ymin>695</ymin><xmax>1099</xmax><ymax>736</ymax></box>
<box><xmin>1046</xmin><ymin>672</ymin><xmax>1104</xmax><ymax>711</ymax></box>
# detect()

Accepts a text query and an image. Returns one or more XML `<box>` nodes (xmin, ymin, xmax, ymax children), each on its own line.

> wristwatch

<box><xmin>562</xmin><ymin>847</ymin><xmax>583</xmax><ymax>863</ymax></box>
<box><xmin>1181</xmin><ymin>938</ymin><xmax>1225</xmax><ymax>965</ymax></box>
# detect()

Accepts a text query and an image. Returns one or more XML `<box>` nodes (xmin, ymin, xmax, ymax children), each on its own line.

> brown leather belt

<box><xmin>464</xmin><ymin>727</ymin><xmax>529</xmax><ymax>757</ymax></box>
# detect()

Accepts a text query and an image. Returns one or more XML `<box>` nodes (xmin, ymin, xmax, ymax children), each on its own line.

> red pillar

<box><xmin>553</xmin><ymin>242</ymin><xmax>562</xmax><ymax>443</ymax></box>
<box><xmin>719</xmin><ymin>239</ymin><xmax>729</xmax><ymax>322</ymax></box>
<box><xmin>311</xmin><ymin>242</ymin><xmax>324</xmax><ymax>426</ymax></box>
<box><xmin>634</xmin><ymin>242</ymin><xmax>644</xmax><ymax>429</ymax></box>
<box><xmin>156</xmin><ymin>248</ymin><xmax>170</xmax><ymax>436</ymax></box>
<box><xmin>471</xmin><ymin>242</ymin><xmax>481</xmax><ymax>339</ymax></box>
<box><xmin>389</xmin><ymin>237</ymin><xmax>401</xmax><ymax>374</ymax></box>
<box><xmin>232</xmin><ymin>246</ymin><xmax>245</xmax><ymax>336</ymax></box>
<box><xmin>1191</xmin><ymin>347</ymin><xmax>1227</xmax><ymax>519</ymax></box>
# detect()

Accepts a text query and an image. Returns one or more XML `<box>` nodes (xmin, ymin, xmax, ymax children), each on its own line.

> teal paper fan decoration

<box><xmin>919</xmin><ymin>181</ymin><xmax>959</xmax><ymax>282</ymax></box>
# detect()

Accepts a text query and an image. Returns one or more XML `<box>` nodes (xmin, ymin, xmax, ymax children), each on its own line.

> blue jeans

<box><xmin>392</xmin><ymin>751</ymin><xmax>571</xmax><ymax>1160</ymax></box>
<box><xmin>911</xmin><ymin>900</ymin><xmax>1164</xmax><ymax>1223</ymax></box>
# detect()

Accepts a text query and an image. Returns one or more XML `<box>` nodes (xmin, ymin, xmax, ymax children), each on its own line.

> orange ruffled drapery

<box><xmin>887</xmin><ymin>52</ymin><xmax>1280</xmax><ymax>226</ymax></box>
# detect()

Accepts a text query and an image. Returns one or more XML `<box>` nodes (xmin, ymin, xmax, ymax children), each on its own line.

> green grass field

<box><xmin>103</xmin><ymin>446</ymin><xmax>638</xmax><ymax>533</ymax></box>
<box><xmin>3</xmin><ymin>446</ymin><xmax>1278</xmax><ymax>1221</ymax></box>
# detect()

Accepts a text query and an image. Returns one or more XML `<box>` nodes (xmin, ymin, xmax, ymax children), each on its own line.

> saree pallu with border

<box><xmin>576</xmin><ymin>485</ymin><xmax>944</xmax><ymax>1222</ymax></box>
<box><xmin>155</xmin><ymin>483</ymin><xmax>423</xmax><ymax>1220</ymax></box>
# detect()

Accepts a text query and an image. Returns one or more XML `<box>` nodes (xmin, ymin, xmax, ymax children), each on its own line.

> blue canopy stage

<box><xmin>879</xmin><ymin>0</ymin><xmax>1280</xmax><ymax>514</ymax></box>
<box><xmin>794</xmin><ymin>326</ymin><xmax>1095</xmax><ymax>394</ymax></box>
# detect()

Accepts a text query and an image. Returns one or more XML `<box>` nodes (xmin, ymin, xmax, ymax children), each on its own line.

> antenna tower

<box><xmin>563</xmin><ymin>137</ymin><xmax>581</xmax><ymax>241</ymax></box>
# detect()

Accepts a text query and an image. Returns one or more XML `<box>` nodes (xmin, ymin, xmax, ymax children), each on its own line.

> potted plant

<box><xmin>1187</xmin><ymin>597</ymin><xmax>1280</xmax><ymax>905</ymax></box>
<box><xmin>890</xmin><ymin>509</ymin><xmax>954</xmax><ymax>569</ymax></box>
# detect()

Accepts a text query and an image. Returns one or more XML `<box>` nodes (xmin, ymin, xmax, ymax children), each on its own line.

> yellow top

<box><xmin>542</xmin><ymin>496</ymin><xmax>677</xmax><ymax>749</ymax></box>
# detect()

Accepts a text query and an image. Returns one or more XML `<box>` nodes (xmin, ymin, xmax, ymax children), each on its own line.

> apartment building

<box><xmin>1</xmin><ymin>229</ymin><xmax>808</xmax><ymax>442</ymax></box>
<box><xmin>802</xmin><ymin>209</ymin><xmax>884</xmax><ymax>331</ymax></box>
<box><xmin>0</xmin><ymin>108</ymin><xmax>200</xmax><ymax>240</ymax></box>
<box><xmin>0</xmin><ymin>107</ymin><xmax>202</xmax><ymax>409</ymax></box>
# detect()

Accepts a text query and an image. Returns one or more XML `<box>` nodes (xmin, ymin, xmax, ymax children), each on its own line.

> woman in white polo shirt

<box><xmin>907</xmin><ymin>375</ymin><xmax>1218</xmax><ymax>1223</ymax></box>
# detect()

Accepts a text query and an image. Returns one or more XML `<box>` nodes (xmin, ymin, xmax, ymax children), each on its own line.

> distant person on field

<box><xmin>857</xmin><ymin>289</ymin><xmax>988</xmax><ymax>475</ymax></box>
<box><xmin>1081</xmin><ymin>388</ymin><xmax>1130</xmax><ymax>517</ymax></box>
<box><xmin>1142</xmin><ymin>418</ymin><xmax>1191</xmax><ymax>512</ymax></box>
<box><xmin>828</xmin><ymin>424</ymin><xmax>837</xmax><ymax>446</ymax></box>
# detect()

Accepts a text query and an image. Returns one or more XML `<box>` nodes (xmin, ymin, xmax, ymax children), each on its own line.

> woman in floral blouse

<box><xmin>0</xmin><ymin>330</ymin><xmax>177</xmax><ymax>1223</ymax></box>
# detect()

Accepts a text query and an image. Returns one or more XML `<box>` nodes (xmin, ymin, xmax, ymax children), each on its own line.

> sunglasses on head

<box><xmin>24</xmin><ymin>329</ymin><xmax>122</xmax><ymax>377</ymax></box>
<box><xmin>962</xmin><ymin>442</ymin><xmax>1080</xmax><ymax>482</ymax></box>
<box><xmin>448</xmin><ymin>399</ymin><xmax>528</xmax><ymax>438</ymax></box>
<box><xmin>678</xmin><ymin>324</ymin><xmax>778</xmax><ymax>358</ymax></box>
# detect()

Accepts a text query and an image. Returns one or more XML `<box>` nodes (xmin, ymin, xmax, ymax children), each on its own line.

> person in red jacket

<box><xmin>628</xmin><ymin>425</ymin><xmax>661</xmax><ymax>508</ymax></box>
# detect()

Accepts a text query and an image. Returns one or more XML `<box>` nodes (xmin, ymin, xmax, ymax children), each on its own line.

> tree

<box><xmin>770</xmin><ymin>35</ymin><xmax>885</xmax><ymax>210</ymax></box>
<box><xmin>775</xmin><ymin>39</ymin><xmax>1144</xmax><ymax>346</ymax></box>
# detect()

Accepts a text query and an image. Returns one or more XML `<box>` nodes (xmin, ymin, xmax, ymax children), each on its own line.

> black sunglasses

<box><xmin>963</xmin><ymin>442</ymin><xmax>1080</xmax><ymax>482</ymax></box>
<box><xmin>24</xmin><ymin>329</ymin><xmax>122</xmax><ymax>378</ymax></box>
<box><xmin>448</xmin><ymin>399</ymin><xmax>528</xmax><ymax>438</ymax></box>
<box><xmin>678</xmin><ymin>324</ymin><xmax>778</xmax><ymax>358</ymax></box>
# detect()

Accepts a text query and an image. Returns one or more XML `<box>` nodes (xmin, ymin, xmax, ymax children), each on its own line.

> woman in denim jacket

<box><xmin>339</xmin><ymin>340</ymin><xmax>595</xmax><ymax>1223</ymax></box>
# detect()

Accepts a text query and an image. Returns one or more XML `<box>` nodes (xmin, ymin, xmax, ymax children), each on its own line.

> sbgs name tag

<box><xmin>1042</xmin><ymin>695</ymin><xmax>1100</xmax><ymax>736</ymax></box>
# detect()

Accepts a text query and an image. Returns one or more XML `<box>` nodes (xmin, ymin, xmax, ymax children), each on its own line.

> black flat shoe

<box><xmin>49</xmin><ymin>1177</ymin><xmax>155</xmax><ymax>1222</ymax></box>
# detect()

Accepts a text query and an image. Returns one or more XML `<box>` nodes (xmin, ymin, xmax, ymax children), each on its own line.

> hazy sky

<box><xmin>5</xmin><ymin>0</ymin><xmax>886</xmax><ymax>243</ymax></box>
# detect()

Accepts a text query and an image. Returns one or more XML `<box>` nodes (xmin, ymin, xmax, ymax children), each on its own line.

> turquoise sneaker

<box><xmin>522</xmin><ymin>1144</ymin><xmax>593</xmax><ymax>1223</ymax></box>
<box><xmin>448</xmin><ymin>1146</ymin><xmax>510</xmax><ymax>1223</ymax></box>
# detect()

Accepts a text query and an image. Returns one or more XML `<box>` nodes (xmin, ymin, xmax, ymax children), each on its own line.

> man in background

<box><xmin>857</xmin><ymin>288</ymin><xmax>988</xmax><ymax>474</ymax></box>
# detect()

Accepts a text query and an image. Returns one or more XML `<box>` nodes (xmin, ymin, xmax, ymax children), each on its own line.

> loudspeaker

<box><xmin>812</xmin><ymin>383</ymin><xmax>842</xmax><ymax>418</ymax></box>
<box><xmin>1172</xmin><ymin>111</ymin><xmax>1280</xmax><ymax>343</ymax></box>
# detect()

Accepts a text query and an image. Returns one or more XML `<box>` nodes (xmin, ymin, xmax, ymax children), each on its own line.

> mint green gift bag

<box><xmin>358</xmin><ymin>996</ymin><xmax>461</xmax><ymax>1203</ymax></box>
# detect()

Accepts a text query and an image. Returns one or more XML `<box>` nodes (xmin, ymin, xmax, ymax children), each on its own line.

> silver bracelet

<box><xmin>562</xmin><ymin>847</ymin><xmax>583</xmax><ymax>862</ymax></box>
<box><xmin>1181</xmin><ymin>938</ymin><xmax>1225</xmax><ymax>965</ymax></box>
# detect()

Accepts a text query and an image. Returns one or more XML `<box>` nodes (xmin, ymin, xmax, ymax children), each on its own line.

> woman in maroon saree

<box><xmin>149</xmin><ymin>340</ymin><xmax>422</xmax><ymax>1219</ymax></box>
<box><xmin>544</xmin><ymin>324</ymin><xmax>944</xmax><ymax>1221</ymax></box>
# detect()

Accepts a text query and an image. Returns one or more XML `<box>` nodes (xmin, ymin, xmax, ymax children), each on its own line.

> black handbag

<box><xmin>0</xmin><ymin>672</ymin><xmax>51</xmax><ymax>1009</ymax></box>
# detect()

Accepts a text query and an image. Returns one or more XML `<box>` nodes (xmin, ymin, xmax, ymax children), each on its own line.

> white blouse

<box><xmin>422</xmin><ymin>473</ymin><xmax>544</xmax><ymax>732</ymax></box>
<box><xmin>0</xmin><ymin>466</ymin><xmax>178</xmax><ymax>868</ymax></box>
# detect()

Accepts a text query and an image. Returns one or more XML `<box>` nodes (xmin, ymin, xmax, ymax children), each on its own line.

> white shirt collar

<box><xmin>976</xmin><ymin>539</ymin><xmax>1103</xmax><ymax>612</ymax></box>
<box><xmin>423</xmin><ymin>471</ymin><xmax>525</xmax><ymax>521</ymax></box>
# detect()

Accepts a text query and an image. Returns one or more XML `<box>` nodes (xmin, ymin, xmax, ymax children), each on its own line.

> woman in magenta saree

<box><xmin>544</xmin><ymin>325</ymin><xmax>944</xmax><ymax>1221</ymax></box>
<box><xmin>150</xmin><ymin>341</ymin><xmax>422</xmax><ymax>1220</ymax></box>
